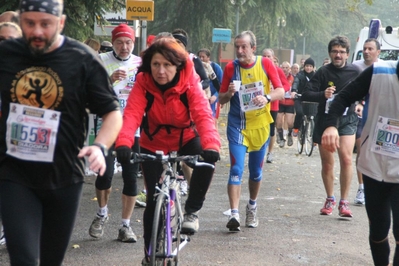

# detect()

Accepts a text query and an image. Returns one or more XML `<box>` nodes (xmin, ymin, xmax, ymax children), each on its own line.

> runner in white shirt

<box><xmin>88</xmin><ymin>23</ymin><xmax>142</xmax><ymax>243</ymax></box>
<box><xmin>351</xmin><ymin>38</ymin><xmax>381</xmax><ymax>205</ymax></box>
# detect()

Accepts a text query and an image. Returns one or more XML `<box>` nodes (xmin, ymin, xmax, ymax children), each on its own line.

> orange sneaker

<box><xmin>292</xmin><ymin>128</ymin><xmax>299</xmax><ymax>137</ymax></box>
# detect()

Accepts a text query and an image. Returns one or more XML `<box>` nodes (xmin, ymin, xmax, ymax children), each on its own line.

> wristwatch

<box><xmin>265</xmin><ymin>94</ymin><xmax>271</xmax><ymax>103</ymax></box>
<box><xmin>93</xmin><ymin>142</ymin><xmax>108</xmax><ymax>157</ymax></box>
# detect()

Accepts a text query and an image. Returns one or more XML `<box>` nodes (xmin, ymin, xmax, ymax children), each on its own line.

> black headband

<box><xmin>173</xmin><ymin>34</ymin><xmax>188</xmax><ymax>47</ymax></box>
<box><xmin>19</xmin><ymin>0</ymin><xmax>63</xmax><ymax>17</ymax></box>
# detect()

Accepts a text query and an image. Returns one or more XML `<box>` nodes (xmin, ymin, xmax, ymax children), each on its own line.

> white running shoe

<box><xmin>226</xmin><ymin>213</ymin><xmax>240</xmax><ymax>232</ymax></box>
<box><xmin>266</xmin><ymin>152</ymin><xmax>273</xmax><ymax>163</ymax></box>
<box><xmin>0</xmin><ymin>225</ymin><xmax>5</xmax><ymax>245</ymax></box>
<box><xmin>354</xmin><ymin>189</ymin><xmax>365</xmax><ymax>205</ymax></box>
<box><xmin>245</xmin><ymin>205</ymin><xmax>259</xmax><ymax>228</ymax></box>
<box><xmin>180</xmin><ymin>180</ymin><xmax>188</xmax><ymax>196</ymax></box>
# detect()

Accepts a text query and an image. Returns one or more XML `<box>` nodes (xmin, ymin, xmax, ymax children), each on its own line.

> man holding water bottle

<box><xmin>88</xmin><ymin>23</ymin><xmax>142</xmax><ymax>243</ymax></box>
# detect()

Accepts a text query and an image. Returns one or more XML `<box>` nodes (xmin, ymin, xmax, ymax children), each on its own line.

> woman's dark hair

<box><xmin>138</xmin><ymin>38</ymin><xmax>187</xmax><ymax>73</ymax></box>
<box><xmin>197</xmin><ymin>48</ymin><xmax>211</xmax><ymax>57</ymax></box>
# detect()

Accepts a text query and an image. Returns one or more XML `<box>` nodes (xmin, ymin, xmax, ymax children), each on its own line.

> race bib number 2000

<box><xmin>6</xmin><ymin>103</ymin><xmax>60</xmax><ymax>162</ymax></box>
<box><xmin>372</xmin><ymin>116</ymin><xmax>399</xmax><ymax>158</ymax></box>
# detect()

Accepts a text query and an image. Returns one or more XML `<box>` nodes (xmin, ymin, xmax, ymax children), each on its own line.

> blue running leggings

<box><xmin>228</xmin><ymin>142</ymin><xmax>266</xmax><ymax>185</ymax></box>
<box><xmin>0</xmin><ymin>181</ymin><xmax>83</xmax><ymax>266</ymax></box>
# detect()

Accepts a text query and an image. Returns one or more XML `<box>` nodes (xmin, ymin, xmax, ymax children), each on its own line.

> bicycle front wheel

<box><xmin>305</xmin><ymin>118</ymin><xmax>315</xmax><ymax>156</ymax></box>
<box><xmin>297</xmin><ymin>119</ymin><xmax>305</xmax><ymax>154</ymax></box>
<box><xmin>150</xmin><ymin>193</ymin><xmax>167</xmax><ymax>265</ymax></box>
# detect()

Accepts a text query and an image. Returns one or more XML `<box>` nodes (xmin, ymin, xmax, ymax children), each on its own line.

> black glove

<box><xmin>201</xmin><ymin>149</ymin><xmax>220</xmax><ymax>163</ymax></box>
<box><xmin>115</xmin><ymin>146</ymin><xmax>132</xmax><ymax>164</ymax></box>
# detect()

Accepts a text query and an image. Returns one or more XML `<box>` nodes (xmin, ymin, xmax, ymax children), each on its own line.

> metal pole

<box><xmin>278</xmin><ymin>18</ymin><xmax>281</xmax><ymax>62</ymax></box>
<box><xmin>235</xmin><ymin>5</ymin><xmax>239</xmax><ymax>36</ymax></box>
<box><xmin>141</xmin><ymin>20</ymin><xmax>147</xmax><ymax>52</ymax></box>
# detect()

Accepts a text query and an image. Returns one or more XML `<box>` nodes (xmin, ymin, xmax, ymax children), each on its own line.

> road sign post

<box><xmin>212</xmin><ymin>28</ymin><xmax>233</xmax><ymax>65</ymax></box>
<box><xmin>126</xmin><ymin>0</ymin><xmax>154</xmax><ymax>21</ymax></box>
<box><xmin>212</xmin><ymin>28</ymin><xmax>232</xmax><ymax>43</ymax></box>
<box><xmin>126</xmin><ymin>0</ymin><xmax>154</xmax><ymax>52</ymax></box>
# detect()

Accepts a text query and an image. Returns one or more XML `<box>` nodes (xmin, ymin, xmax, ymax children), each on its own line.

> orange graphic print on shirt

<box><xmin>10</xmin><ymin>66</ymin><xmax>64</xmax><ymax>109</ymax></box>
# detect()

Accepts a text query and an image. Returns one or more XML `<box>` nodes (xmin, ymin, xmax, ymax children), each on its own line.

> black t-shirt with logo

<box><xmin>0</xmin><ymin>36</ymin><xmax>119</xmax><ymax>189</ymax></box>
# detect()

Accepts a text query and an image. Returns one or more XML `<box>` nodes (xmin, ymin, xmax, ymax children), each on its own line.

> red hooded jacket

<box><xmin>115</xmin><ymin>58</ymin><xmax>221</xmax><ymax>154</ymax></box>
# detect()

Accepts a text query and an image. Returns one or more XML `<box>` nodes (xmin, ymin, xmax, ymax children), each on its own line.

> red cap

<box><xmin>147</xmin><ymin>35</ymin><xmax>156</xmax><ymax>46</ymax></box>
<box><xmin>112</xmin><ymin>23</ymin><xmax>135</xmax><ymax>43</ymax></box>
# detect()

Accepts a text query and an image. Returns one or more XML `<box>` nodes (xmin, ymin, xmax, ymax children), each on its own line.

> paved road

<box><xmin>0</xmin><ymin>119</ymin><xmax>389</xmax><ymax>265</ymax></box>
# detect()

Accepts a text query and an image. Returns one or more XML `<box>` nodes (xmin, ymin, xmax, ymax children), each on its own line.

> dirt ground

<box><xmin>0</xmin><ymin>115</ymin><xmax>393</xmax><ymax>265</ymax></box>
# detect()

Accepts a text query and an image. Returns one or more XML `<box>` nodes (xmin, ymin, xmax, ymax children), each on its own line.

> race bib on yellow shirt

<box><xmin>238</xmin><ymin>81</ymin><xmax>264</xmax><ymax>112</ymax></box>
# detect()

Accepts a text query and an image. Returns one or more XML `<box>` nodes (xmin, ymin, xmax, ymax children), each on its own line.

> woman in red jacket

<box><xmin>114</xmin><ymin>38</ymin><xmax>220</xmax><ymax>264</ymax></box>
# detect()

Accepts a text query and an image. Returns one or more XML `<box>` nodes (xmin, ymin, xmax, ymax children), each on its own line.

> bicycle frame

<box><xmin>151</xmin><ymin>160</ymin><xmax>189</xmax><ymax>260</ymax></box>
<box><xmin>129</xmin><ymin>151</ymin><xmax>213</xmax><ymax>265</ymax></box>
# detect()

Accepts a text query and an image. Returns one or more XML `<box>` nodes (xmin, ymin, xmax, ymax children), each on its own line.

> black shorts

<box><xmin>278</xmin><ymin>104</ymin><xmax>295</xmax><ymax>114</ymax></box>
<box><xmin>269</xmin><ymin>111</ymin><xmax>278</xmax><ymax>136</ymax></box>
<box><xmin>313</xmin><ymin>113</ymin><xmax>358</xmax><ymax>144</ymax></box>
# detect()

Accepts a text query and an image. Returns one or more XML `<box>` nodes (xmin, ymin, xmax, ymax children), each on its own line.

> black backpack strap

<box><xmin>93</xmin><ymin>114</ymin><xmax>98</xmax><ymax>137</ymax></box>
<box><xmin>142</xmin><ymin>90</ymin><xmax>192</xmax><ymax>143</ymax></box>
<box><xmin>141</xmin><ymin>91</ymin><xmax>154</xmax><ymax>140</ymax></box>
<box><xmin>179</xmin><ymin>92</ymin><xmax>189</xmax><ymax>109</ymax></box>
<box><xmin>210</xmin><ymin>62</ymin><xmax>220</xmax><ymax>92</ymax></box>
<box><xmin>145</xmin><ymin>91</ymin><xmax>154</xmax><ymax>112</ymax></box>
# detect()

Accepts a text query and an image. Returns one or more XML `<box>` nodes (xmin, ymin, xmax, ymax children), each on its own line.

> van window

<box><xmin>380</xmin><ymin>50</ymin><xmax>399</xmax><ymax>60</ymax></box>
<box><xmin>355</xmin><ymin>50</ymin><xmax>399</xmax><ymax>61</ymax></box>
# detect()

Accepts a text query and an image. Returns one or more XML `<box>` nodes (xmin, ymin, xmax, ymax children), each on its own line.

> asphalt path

<box><xmin>0</xmin><ymin>117</ymin><xmax>390</xmax><ymax>265</ymax></box>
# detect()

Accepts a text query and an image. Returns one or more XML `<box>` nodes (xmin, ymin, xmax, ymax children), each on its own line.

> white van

<box><xmin>351</xmin><ymin>19</ymin><xmax>399</xmax><ymax>62</ymax></box>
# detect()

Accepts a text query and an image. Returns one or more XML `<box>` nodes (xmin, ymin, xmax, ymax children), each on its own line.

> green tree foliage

<box><xmin>146</xmin><ymin>0</ymin><xmax>374</xmax><ymax>65</ymax></box>
<box><xmin>147</xmin><ymin>0</ymin><xmax>235</xmax><ymax>53</ymax></box>
<box><xmin>63</xmin><ymin>0</ymin><xmax>125</xmax><ymax>41</ymax></box>
<box><xmin>0</xmin><ymin>1</ymin><xmax>19</xmax><ymax>12</ymax></box>
<box><xmin>0</xmin><ymin>0</ymin><xmax>125</xmax><ymax>41</ymax></box>
<box><xmin>0</xmin><ymin>0</ymin><xmax>376</xmax><ymax>64</ymax></box>
<box><xmin>360</xmin><ymin>0</ymin><xmax>399</xmax><ymax>27</ymax></box>
<box><xmin>0</xmin><ymin>0</ymin><xmax>19</xmax><ymax>32</ymax></box>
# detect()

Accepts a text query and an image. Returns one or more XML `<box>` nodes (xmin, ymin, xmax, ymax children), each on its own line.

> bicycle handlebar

<box><xmin>113</xmin><ymin>151</ymin><xmax>215</xmax><ymax>169</ymax></box>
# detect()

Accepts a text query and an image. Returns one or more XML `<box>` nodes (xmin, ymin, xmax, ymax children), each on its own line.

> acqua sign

<box><xmin>126</xmin><ymin>0</ymin><xmax>154</xmax><ymax>21</ymax></box>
